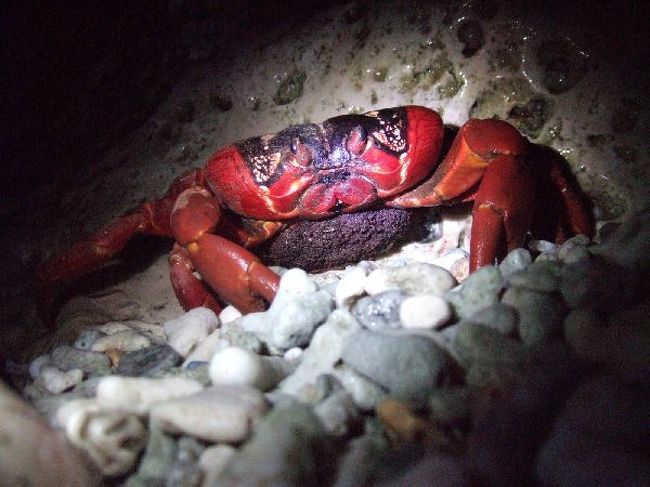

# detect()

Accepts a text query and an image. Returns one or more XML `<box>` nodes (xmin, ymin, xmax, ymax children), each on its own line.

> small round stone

<box><xmin>352</xmin><ymin>290</ymin><xmax>405</xmax><ymax>330</ymax></box>
<box><xmin>446</xmin><ymin>265</ymin><xmax>504</xmax><ymax>319</ymax></box>
<box><xmin>499</xmin><ymin>248</ymin><xmax>533</xmax><ymax>278</ymax></box>
<box><xmin>116</xmin><ymin>344</ymin><xmax>183</xmax><ymax>377</ymax></box>
<box><xmin>502</xmin><ymin>286</ymin><xmax>566</xmax><ymax>346</ymax></box>
<box><xmin>342</xmin><ymin>330</ymin><xmax>457</xmax><ymax>408</ymax></box>
<box><xmin>365</xmin><ymin>263</ymin><xmax>457</xmax><ymax>296</ymax></box>
<box><xmin>466</xmin><ymin>302</ymin><xmax>518</xmax><ymax>336</ymax></box>
<box><xmin>558</xmin><ymin>234</ymin><xmax>590</xmax><ymax>261</ymax></box>
<box><xmin>399</xmin><ymin>294</ymin><xmax>452</xmax><ymax>329</ymax></box>
<box><xmin>209</xmin><ymin>347</ymin><xmax>264</xmax><ymax>388</ymax></box>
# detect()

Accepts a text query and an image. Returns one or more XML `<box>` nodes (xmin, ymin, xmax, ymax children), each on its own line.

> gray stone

<box><xmin>535</xmin><ymin>375</ymin><xmax>650</xmax><ymax>487</ymax></box>
<box><xmin>333</xmin><ymin>434</ymin><xmax>389</xmax><ymax>487</ymax></box>
<box><xmin>314</xmin><ymin>388</ymin><xmax>360</xmax><ymax>437</ymax></box>
<box><xmin>124</xmin><ymin>424</ymin><xmax>177</xmax><ymax>486</ymax></box>
<box><xmin>116</xmin><ymin>344</ymin><xmax>183</xmax><ymax>377</ymax></box>
<box><xmin>506</xmin><ymin>260</ymin><xmax>561</xmax><ymax>293</ymax></box>
<box><xmin>452</xmin><ymin>322</ymin><xmax>527</xmax><ymax>369</ymax></box>
<box><xmin>446</xmin><ymin>266</ymin><xmax>504</xmax><ymax>319</ymax></box>
<box><xmin>216</xmin><ymin>404</ymin><xmax>330</xmax><ymax>486</ymax></box>
<box><xmin>465</xmin><ymin>302</ymin><xmax>518</xmax><ymax>336</ymax></box>
<box><xmin>502</xmin><ymin>287</ymin><xmax>566</xmax><ymax>346</ymax></box>
<box><xmin>560</xmin><ymin>256</ymin><xmax>633</xmax><ymax>312</ymax></box>
<box><xmin>50</xmin><ymin>344</ymin><xmax>111</xmax><ymax>377</ymax></box>
<box><xmin>166</xmin><ymin>437</ymin><xmax>205</xmax><ymax>487</ymax></box>
<box><xmin>352</xmin><ymin>290</ymin><xmax>405</xmax><ymax>330</ymax></box>
<box><xmin>499</xmin><ymin>248</ymin><xmax>532</xmax><ymax>278</ymax></box>
<box><xmin>239</xmin><ymin>270</ymin><xmax>333</xmax><ymax>350</ymax></box>
<box><xmin>341</xmin><ymin>330</ymin><xmax>457</xmax><ymax>408</ymax></box>
<box><xmin>557</xmin><ymin>234</ymin><xmax>590</xmax><ymax>260</ymax></box>
<box><xmin>365</xmin><ymin>262</ymin><xmax>457</xmax><ymax>296</ymax></box>
<box><xmin>565</xmin><ymin>302</ymin><xmax>650</xmax><ymax>381</ymax></box>
<box><xmin>279</xmin><ymin>309</ymin><xmax>361</xmax><ymax>400</ymax></box>
<box><xmin>429</xmin><ymin>387</ymin><xmax>473</xmax><ymax>424</ymax></box>
<box><xmin>150</xmin><ymin>385</ymin><xmax>268</xmax><ymax>443</ymax></box>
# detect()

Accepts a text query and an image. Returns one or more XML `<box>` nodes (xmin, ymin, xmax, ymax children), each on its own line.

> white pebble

<box><xmin>284</xmin><ymin>347</ymin><xmax>303</xmax><ymax>362</ymax></box>
<box><xmin>399</xmin><ymin>294</ymin><xmax>452</xmax><ymax>329</ymax></box>
<box><xmin>219</xmin><ymin>305</ymin><xmax>242</xmax><ymax>325</ymax></box>
<box><xmin>209</xmin><ymin>347</ymin><xmax>263</xmax><ymax>388</ymax></box>
<box><xmin>164</xmin><ymin>307</ymin><xmax>220</xmax><ymax>357</ymax></box>
<box><xmin>58</xmin><ymin>399</ymin><xmax>146</xmax><ymax>476</ymax></box>
<box><xmin>29</xmin><ymin>354</ymin><xmax>52</xmax><ymax>380</ymax></box>
<box><xmin>210</xmin><ymin>347</ymin><xmax>293</xmax><ymax>391</ymax></box>
<box><xmin>150</xmin><ymin>385</ymin><xmax>268</xmax><ymax>443</ymax></box>
<box><xmin>335</xmin><ymin>267</ymin><xmax>368</xmax><ymax>308</ymax></box>
<box><xmin>96</xmin><ymin>376</ymin><xmax>204</xmax><ymax>415</ymax></box>
<box><xmin>528</xmin><ymin>239</ymin><xmax>559</xmax><ymax>253</ymax></box>
<box><xmin>41</xmin><ymin>366</ymin><xmax>83</xmax><ymax>394</ymax></box>
<box><xmin>364</xmin><ymin>263</ymin><xmax>457</xmax><ymax>296</ymax></box>
<box><xmin>277</xmin><ymin>268</ymin><xmax>319</xmax><ymax>298</ymax></box>
<box><xmin>91</xmin><ymin>330</ymin><xmax>151</xmax><ymax>353</ymax></box>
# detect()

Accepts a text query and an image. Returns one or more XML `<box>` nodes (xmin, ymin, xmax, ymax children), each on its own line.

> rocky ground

<box><xmin>2</xmin><ymin>207</ymin><xmax>649</xmax><ymax>486</ymax></box>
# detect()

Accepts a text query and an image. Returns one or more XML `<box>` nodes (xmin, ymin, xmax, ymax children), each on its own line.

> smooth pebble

<box><xmin>399</xmin><ymin>294</ymin><xmax>451</xmax><ymax>329</ymax></box>
<box><xmin>342</xmin><ymin>330</ymin><xmax>457</xmax><ymax>408</ymax></box>
<box><xmin>209</xmin><ymin>347</ymin><xmax>294</xmax><ymax>391</ymax></box>
<box><xmin>352</xmin><ymin>290</ymin><xmax>405</xmax><ymax>330</ymax></box>
<box><xmin>446</xmin><ymin>265</ymin><xmax>504</xmax><ymax>319</ymax></box>
<box><xmin>150</xmin><ymin>385</ymin><xmax>268</xmax><ymax>443</ymax></box>
<box><xmin>217</xmin><ymin>404</ymin><xmax>328</xmax><ymax>486</ymax></box>
<box><xmin>96</xmin><ymin>376</ymin><xmax>204</xmax><ymax>415</ymax></box>
<box><xmin>365</xmin><ymin>262</ymin><xmax>457</xmax><ymax>296</ymax></box>
<box><xmin>116</xmin><ymin>344</ymin><xmax>183</xmax><ymax>377</ymax></box>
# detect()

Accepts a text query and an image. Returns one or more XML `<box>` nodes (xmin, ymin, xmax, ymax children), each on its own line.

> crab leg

<box><xmin>169</xmin><ymin>244</ymin><xmax>222</xmax><ymax>313</ymax></box>
<box><xmin>470</xmin><ymin>153</ymin><xmax>535</xmax><ymax>269</ymax></box>
<box><xmin>389</xmin><ymin>119</ymin><xmax>534</xmax><ymax>270</ymax></box>
<box><xmin>37</xmin><ymin>170</ymin><xmax>205</xmax><ymax>288</ymax></box>
<box><xmin>171</xmin><ymin>187</ymin><xmax>280</xmax><ymax>313</ymax></box>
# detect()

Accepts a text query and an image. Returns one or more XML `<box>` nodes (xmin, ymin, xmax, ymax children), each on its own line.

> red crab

<box><xmin>38</xmin><ymin>106</ymin><xmax>593</xmax><ymax>320</ymax></box>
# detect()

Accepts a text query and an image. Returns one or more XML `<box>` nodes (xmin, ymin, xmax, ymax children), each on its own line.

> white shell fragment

<box><xmin>58</xmin><ymin>399</ymin><xmax>146</xmax><ymax>477</ymax></box>
<box><xmin>96</xmin><ymin>376</ymin><xmax>204</xmax><ymax>415</ymax></box>
<box><xmin>150</xmin><ymin>385</ymin><xmax>268</xmax><ymax>443</ymax></box>
<box><xmin>164</xmin><ymin>307</ymin><xmax>220</xmax><ymax>357</ymax></box>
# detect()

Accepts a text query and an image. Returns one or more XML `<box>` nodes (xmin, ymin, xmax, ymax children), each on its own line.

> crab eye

<box><xmin>289</xmin><ymin>137</ymin><xmax>312</xmax><ymax>166</ymax></box>
<box><xmin>346</xmin><ymin>126</ymin><xmax>368</xmax><ymax>156</ymax></box>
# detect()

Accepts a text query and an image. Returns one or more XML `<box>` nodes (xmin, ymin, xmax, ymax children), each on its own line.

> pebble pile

<box><xmin>16</xmin><ymin>209</ymin><xmax>650</xmax><ymax>486</ymax></box>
